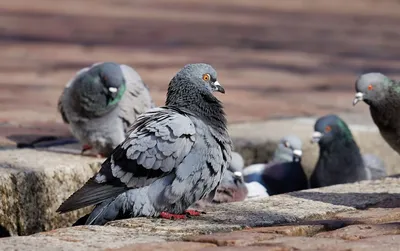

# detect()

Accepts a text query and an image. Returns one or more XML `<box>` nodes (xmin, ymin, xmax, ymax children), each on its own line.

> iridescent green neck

<box><xmin>337</xmin><ymin>119</ymin><xmax>353</xmax><ymax>142</ymax></box>
<box><xmin>388</xmin><ymin>78</ymin><xmax>400</xmax><ymax>94</ymax></box>
<box><xmin>108</xmin><ymin>83</ymin><xmax>126</xmax><ymax>106</ymax></box>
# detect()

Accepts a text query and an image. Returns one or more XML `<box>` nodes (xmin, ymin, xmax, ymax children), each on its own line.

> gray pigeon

<box><xmin>191</xmin><ymin>152</ymin><xmax>248</xmax><ymax>210</ymax></box>
<box><xmin>57</xmin><ymin>63</ymin><xmax>232</xmax><ymax>225</ymax></box>
<box><xmin>243</xmin><ymin>135</ymin><xmax>308</xmax><ymax>195</ymax></box>
<box><xmin>310</xmin><ymin>114</ymin><xmax>386</xmax><ymax>188</ymax></box>
<box><xmin>353</xmin><ymin>73</ymin><xmax>400</xmax><ymax>155</ymax></box>
<box><xmin>58</xmin><ymin>62</ymin><xmax>154</xmax><ymax>157</ymax></box>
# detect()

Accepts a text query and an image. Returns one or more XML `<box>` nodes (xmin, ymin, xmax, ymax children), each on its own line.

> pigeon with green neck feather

<box><xmin>353</xmin><ymin>72</ymin><xmax>400</xmax><ymax>156</ymax></box>
<box><xmin>310</xmin><ymin>114</ymin><xmax>386</xmax><ymax>188</ymax></box>
<box><xmin>58</xmin><ymin>62</ymin><xmax>154</xmax><ymax>157</ymax></box>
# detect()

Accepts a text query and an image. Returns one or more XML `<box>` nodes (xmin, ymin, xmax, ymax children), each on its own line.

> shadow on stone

<box><xmin>7</xmin><ymin>134</ymin><xmax>78</xmax><ymax>149</ymax></box>
<box><xmin>0</xmin><ymin>225</ymin><xmax>11</xmax><ymax>238</ymax></box>
<box><xmin>290</xmin><ymin>191</ymin><xmax>400</xmax><ymax>209</ymax></box>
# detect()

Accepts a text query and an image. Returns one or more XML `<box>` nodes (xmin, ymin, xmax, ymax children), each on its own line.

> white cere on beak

<box><xmin>233</xmin><ymin>171</ymin><xmax>243</xmax><ymax>178</ymax></box>
<box><xmin>292</xmin><ymin>149</ymin><xmax>302</xmax><ymax>157</ymax></box>
<box><xmin>353</xmin><ymin>92</ymin><xmax>364</xmax><ymax>106</ymax></box>
<box><xmin>311</xmin><ymin>131</ymin><xmax>323</xmax><ymax>143</ymax></box>
<box><xmin>109</xmin><ymin>87</ymin><xmax>118</xmax><ymax>93</ymax></box>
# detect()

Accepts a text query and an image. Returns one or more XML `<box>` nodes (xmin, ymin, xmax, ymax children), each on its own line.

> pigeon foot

<box><xmin>160</xmin><ymin>212</ymin><xmax>187</xmax><ymax>220</ymax></box>
<box><xmin>185</xmin><ymin>209</ymin><xmax>204</xmax><ymax>216</ymax></box>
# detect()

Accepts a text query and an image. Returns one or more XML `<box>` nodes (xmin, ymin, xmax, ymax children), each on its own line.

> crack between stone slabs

<box><xmin>10</xmin><ymin>174</ymin><xmax>22</xmax><ymax>236</ymax></box>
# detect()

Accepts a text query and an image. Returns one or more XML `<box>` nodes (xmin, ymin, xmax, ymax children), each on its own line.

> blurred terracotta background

<box><xmin>1</xmin><ymin>0</ymin><xmax>400</xmax><ymax>140</ymax></box>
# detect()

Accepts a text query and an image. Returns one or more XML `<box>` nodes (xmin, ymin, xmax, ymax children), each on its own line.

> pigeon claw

<box><xmin>159</xmin><ymin>212</ymin><xmax>187</xmax><ymax>220</ymax></box>
<box><xmin>185</xmin><ymin>209</ymin><xmax>204</xmax><ymax>216</ymax></box>
<box><xmin>81</xmin><ymin>144</ymin><xmax>93</xmax><ymax>154</ymax></box>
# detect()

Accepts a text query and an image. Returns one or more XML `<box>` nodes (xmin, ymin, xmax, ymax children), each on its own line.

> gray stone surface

<box><xmin>0</xmin><ymin>178</ymin><xmax>399</xmax><ymax>250</ymax></box>
<box><xmin>0</xmin><ymin>226</ymin><xmax>166</xmax><ymax>251</ymax></box>
<box><xmin>108</xmin><ymin>178</ymin><xmax>400</xmax><ymax>230</ymax></box>
<box><xmin>230</xmin><ymin>114</ymin><xmax>400</xmax><ymax>176</ymax></box>
<box><xmin>0</xmin><ymin>149</ymin><xmax>101</xmax><ymax>236</ymax></box>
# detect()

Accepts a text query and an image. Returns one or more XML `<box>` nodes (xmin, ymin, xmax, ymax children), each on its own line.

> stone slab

<box><xmin>108</xmin><ymin>178</ymin><xmax>400</xmax><ymax>232</ymax></box>
<box><xmin>0</xmin><ymin>178</ymin><xmax>399</xmax><ymax>250</ymax></box>
<box><xmin>0</xmin><ymin>149</ymin><xmax>102</xmax><ymax>236</ymax></box>
<box><xmin>0</xmin><ymin>226</ymin><xmax>166</xmax><ymax>251</ymax></box>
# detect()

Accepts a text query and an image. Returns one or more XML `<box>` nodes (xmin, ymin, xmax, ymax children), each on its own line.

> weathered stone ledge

<box><xmin>1</xmin><ymin>116</ymin><xmax>399</xmax><ymax>238</ymax></box>
<box><xmin>0</xmin><ymin>178</ymin><xmax>399</xmax><ymax>250</ymax></box>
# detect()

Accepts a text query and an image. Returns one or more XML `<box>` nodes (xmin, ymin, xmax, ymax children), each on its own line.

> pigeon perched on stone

<box><xmin>191</xmin><ymin>152</ymin><xmax>248</xmax><ymax>210</ymax></box>
<box><xmin>57</xmin><ymin>63</ymin><xmax>232</xmax><ymax>225</ymax></box>
<box><xmin>353</xmin><ymin>72</ymin><xmax>400</xmax><ymax>156</ymax></box>
<box><xmin>243</xmin><ymin>135</ymin><xmax>308</xmax><ymax>196</ymax></box>
<box><xmin>58</xmin><ymin>62</ymin><xmax>154</xmax><ymax>157</ymax></box>
<box><xmin>310</xmin><ymin>114</ymin><xmax>387</xmax><ymax>188</ymax></box>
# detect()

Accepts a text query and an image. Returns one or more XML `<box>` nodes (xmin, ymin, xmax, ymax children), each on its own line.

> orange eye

<box><xmin>368</xmin><ymin>84</ymin><xmax>373</xmax><ymax>91</ymax></box>
<box><xmin>202</xmin><ymin>73</ymin><xmax>210</xmax><ymax>81</ymax></box>
<box><xmin>325</xmin><ymin>125</ymin><xmax>331</xmax><ymax>133</ymax></box>
<box><xmin>284</xmin><ymin>141</ymin><xmax>290</xmax><ymax>148</ymax></box>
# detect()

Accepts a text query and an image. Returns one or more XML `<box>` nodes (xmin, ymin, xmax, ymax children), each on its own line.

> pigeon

<box><xmin>191</xmin><ymin>152</ymin><xmax>248</xmax><ymax>210</ymax></box>
<box><xmin>310</xmin><ymin>114</ymin><xmax>387</xmax><ymax>188</ymax></box>
<box><xmin>353</xmin><ymin>72</ymin><xmax>400</xmax><ymax>155</ymax></box>
<box><xmin>243</xmin><ymin>135</ymin><xmax>308</xmax><ymax>196</ymax></box>
<box><xmin>58</xmin><ymin>62</ymin><xmax>154</xmax><ymax>157</ymax></box>
<box><xmin>56</xmin><ymin>63</ymin><xmax>232</xmax><ymax>225</ymax></box>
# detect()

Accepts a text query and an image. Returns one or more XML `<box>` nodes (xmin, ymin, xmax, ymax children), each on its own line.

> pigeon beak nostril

<box><xmin>233</xmin><ymin>171</ymin><xmax>242</xmax><ymax>179</ymax></box>
<box><xmin>292</xmin><ymin>149</ymin><xmax>302</xmax><ymax>157</ymax></box>
<box><xmin>213</xmin><ymin>81</ymin><xmax>225</xmax><ymax>94</ymax></box>
<box><xmin>353</xmin><ymin>92</ymin><xmax>364</xmax><ymax>106</ymax></box>
<box><xmin>311</xmin><ymin>131</ymin><xmax>322</xmax><ymax>143</ymax></box>
<box><xmin>109</xmin><ymin>87</ymin><xmax>118</xmax><ymax>93</ymax></box>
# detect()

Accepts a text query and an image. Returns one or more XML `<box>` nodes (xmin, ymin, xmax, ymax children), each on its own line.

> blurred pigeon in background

<box><xmin>353</xmin><ymin>73</ymin><xmax>400</xmax><ymax>155</ymax></box>
<box><xmin>243</xmin><ymin>135</ymin><xmax>308</xmax><ymax>196</ymax></box>
<box><xmin>191</xmin><ymin>152</ymin><xmax>248</xmax><ymax>210</ymax></box>
<box><xmin>57</xmin><ymin>63</ymin><xmax>232</xmax><ymax>225</ymax></box>
<box><xmin>310</xmin><ymin>114</ymin><xmax>387</xmax><ymax>188</ymax></box>
<box><xmin>58</xmin><ymin>62</ymin><xmax>154</xmax><ymax>157</ymax></box>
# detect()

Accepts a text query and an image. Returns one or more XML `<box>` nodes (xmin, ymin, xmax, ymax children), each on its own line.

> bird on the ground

<box><xmin>310</xmin><ymin>114</ymin><xmax>387</xmax><ymax>188</ymax></box>
<box><xmin>243</xmin><ymin>135</ymin><xmax>308</xmax><ymax>196</ymax></box>
<box><xmin>57</xmin><ymin>63</ymin><xmax>232</xmax><ymax>225</ymax></box>
<box><xmin>58</xmin><ymin>62</ymin><xmax>154</xmax><ymax>157</ymax></box>
<box><xmin>353</xmin><ymin>73</ymin><xmax>400</xmax><ymax>155</ymax></box>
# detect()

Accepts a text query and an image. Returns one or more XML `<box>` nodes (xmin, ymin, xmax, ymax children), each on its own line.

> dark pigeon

<box><xmin>243</xmin><ymin>135</ymin><xmax>308</xmax><ymax>196</ymax></box>
<box><xmin>353</xmin><ymin>73</ymin><xmax>400</xmax><ymax>156</ymax></box>
<box><xmin>310</xmin><ymin>114</ymin><xmax>387</xmax><ymax>188</ymax></box>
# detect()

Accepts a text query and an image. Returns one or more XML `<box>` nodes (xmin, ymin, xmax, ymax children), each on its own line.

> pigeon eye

<box><xmin>368</xmin><ymin>84</ymin><xmax>373</xmax><ymax>91</ymax></box>
<box><xmin>325</xmin><ymin>125</ymin><xmax>332</xmax><ymax>133</ymax></box>
<box><xmin>202</xmin><ymin>74</ymin><xmax>211</xmax><ymax>81</ymax></box>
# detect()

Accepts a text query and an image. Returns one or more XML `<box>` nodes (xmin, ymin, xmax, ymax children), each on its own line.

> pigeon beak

<box><xmin>353</xmin><ymin>92</ymin><xmax>364</xmax><ymax>106</ymax></box>
<box><xmin>292</xmin><ymin>149</ymin><xmax>302</xmax><ymax>157</ymax></box>
<box><xmin>311</xmin><ymin>131</ymin><xmax>322</xmax><ymax>143</ymax></box>
<box><xmin>108</xmin><ymin>87</ymin><xmax>118</xmax><ymax>99</ymax></box>
<box><xmin>213</xmin><ymin>81</ymin><xmax>225</xmax><ymax>94</ymax></box>
<box><xmin>233</xmin><ymin>171</ymin><xmax>243</xmax><ymax>179</ymax></box>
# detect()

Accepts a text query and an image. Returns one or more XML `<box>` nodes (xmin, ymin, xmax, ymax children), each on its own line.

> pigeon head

<box><xmin>87</xmin><ymin>62</ymin><xmax>127</xmax><ymax>106</ymax></box>
<box><xmin>166</xmin><ymin>63</ymin><xmax>224</xmax><ymax>102</ymax></box>
<box><xmin>166</xmin><ymin>63</ymin><xmax>227</xmax><ymax>130</ymax></box>
<box><xmin>311</xmin><ymin>114</ymin><xmax>353</xmax><ymax>146</ymax></box>
<box><xmin>353</xmin><ymin>73</ymin><xmax>392</xmax><ymax>107</ymax></box>
<box><xmin>274</xmin><ymin>135</ymin><xmax>303</xmax><ymax>163</ymax></box>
